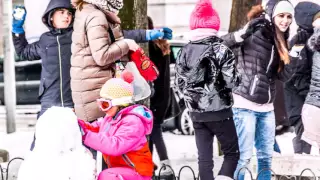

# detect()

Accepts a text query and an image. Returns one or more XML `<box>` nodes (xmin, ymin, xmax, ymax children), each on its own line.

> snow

<box><xmin>0</xmin><ymin>107</ymin><xmax>96</xmax><ymax>180</ymax></box>
<box><xmin>1</xmin><ymin>126</ymin><xmax>320</xmax><ymax>180</ymax></box>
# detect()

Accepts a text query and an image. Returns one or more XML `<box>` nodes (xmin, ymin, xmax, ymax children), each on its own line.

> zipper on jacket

<box><xmin>122</xmin><ymin>154</ymin><xmax>135</xmax><ymax>168</ymax></box>
<box><xmin>250</xmin><ymin>75</ymin><xmax>259</xmax><ymax>96</ymax></box>
<box><xmin>57</xmin><ymin>36</ymin><xmax>64</xmax><ymax>107</ymax></box>
<box><xmin>266</xmin><ymin>46</ymin><xmax>274</xmax><ymax>104</ymax></box>
<box><xmin>266</xmin><ymin>46</ymin><xmax>275</xmax><ymax>75</ymax></box>
<box><xmin>106</xmin><ymin>156</ymin><xmax>112</xmax><ymax>168</ymax></box>
<box><xmin>267</xmin><ymin>86</ymin><xmax>271</xmax><ymax>103</ymax></box>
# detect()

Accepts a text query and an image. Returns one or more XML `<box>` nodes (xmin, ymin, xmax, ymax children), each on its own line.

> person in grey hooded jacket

<box><xmin>284</xmin><ymin>1</ymin><xmax>320</xmax><ymax>154</ymax></box>
<box><xmin>301</xmin><ymin>19</ymin><xmax>320</xmax><ymax>149</ymax></box>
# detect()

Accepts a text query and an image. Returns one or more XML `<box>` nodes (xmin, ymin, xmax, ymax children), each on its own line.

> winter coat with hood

<box><xmin>83</xmin><ymin>105</ymin><xmax>153</xmax><ymax>177</ymax></box>
<box><xmin>221</xmin><ymin>0</ymin><xmax>293</xmax><ymax>105</ymax></box>
<box><xmin>13</xmin><ymin>0</ymin><xmax>75</xmax><ymax>109</ymax></box>
<box><xmin>175</xmin><ymin>36</ymin><xmax>238</xmax><ymax>114</ymax></box>
<box><xmin>71</xmin><ymin>0</ymin><xmax>148</xmax><ymax>122</ymax></box>
<box><xmin>286</xmin><ymin>2</ymin><xmax>320</xmax><ymax>97</ymax></box>
<box><xmin>305</xmin><ymin>28</ymin><xmax>320</xmax><ymax>108</ymax></box>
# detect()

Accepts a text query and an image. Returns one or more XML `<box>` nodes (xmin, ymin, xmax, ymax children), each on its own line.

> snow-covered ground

<box><xmin>1</xmin><ymin>128</ymin><xmax>320</xmax><ymax>180</ymax></box>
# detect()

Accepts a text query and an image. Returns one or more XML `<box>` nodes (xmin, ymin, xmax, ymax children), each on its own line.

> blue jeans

<box><xmin>233</xmin><ymin>108</ymin><xmax>275</xmax><ymax>180</ymax></box>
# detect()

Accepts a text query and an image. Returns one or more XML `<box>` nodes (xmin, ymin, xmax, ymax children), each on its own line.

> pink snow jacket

<box><xmin>84</xmin><ymin>105</ymin><xmax>153</xmax><ymax>156</ymax></box>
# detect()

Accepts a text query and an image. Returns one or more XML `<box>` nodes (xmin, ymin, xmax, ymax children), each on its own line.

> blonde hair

<box><xmin>154</xmin><ymin>39</ymin><xmax>171</xmax><ymax>56</ymax></box>
<box><xmin>72</xmin><ymin>0</ymin><xmax>86</xmax><ymax>11</ymax></box>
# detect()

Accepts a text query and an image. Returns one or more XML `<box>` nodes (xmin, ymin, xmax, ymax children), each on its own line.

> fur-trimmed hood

<box><xmin>71</xmin><ymin>0</ymin><xmax>123</xmax><ymax>13</ymax></box>
<box><xmin>308</xmin><ymin>28</ymin><xmax>320</xmax><ymax>52</ymax></box>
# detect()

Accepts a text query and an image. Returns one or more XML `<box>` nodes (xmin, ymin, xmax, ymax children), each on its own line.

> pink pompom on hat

<box><xmin>189</xmin><ymin>0</ymin><xmax>220</xmax><ymax>31</ymax></box>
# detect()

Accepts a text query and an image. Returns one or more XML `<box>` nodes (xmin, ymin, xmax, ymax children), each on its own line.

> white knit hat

<box><xmin>272</xmin><ymin>1</ymin><xmax>294</xmax><ymax>18</ymax></box>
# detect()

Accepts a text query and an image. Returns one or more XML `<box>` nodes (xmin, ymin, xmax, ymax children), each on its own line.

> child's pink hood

<box><xmin>115</xmin><ymin>105</ymin><xmax>153</xmax><ymax>135</ymax></box>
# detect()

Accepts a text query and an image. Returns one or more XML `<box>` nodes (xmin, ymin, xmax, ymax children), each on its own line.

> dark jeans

<box><xmin>149</xmin><ymin>124</ymin><xmax>169</xmax><ymax>161</ymax></box>
<box><xmin>293</xmin><ymin>120</ymin><xmax>311</xmax><ymax>154</ymax></box>
<box><xmin>193</xmin><ymin>117</ymin><xmax>240</xmax><ymax>180</ymax></box>
<box><xmin>283</xmin><ymin>85</ymin><xmax>311</xmax><ymax>154</ymax></box>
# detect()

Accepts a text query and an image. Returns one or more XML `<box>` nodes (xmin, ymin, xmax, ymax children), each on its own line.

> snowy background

<box><xmin>1</xmin><ymin>127</ymin><xmax>320</xmax><ymax>180</ymax></box>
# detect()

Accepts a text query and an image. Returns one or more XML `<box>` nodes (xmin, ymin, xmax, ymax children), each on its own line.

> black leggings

<box><xmin>148</xmin><ymin>124</ymin><xmax>169</xmax><ymax>161</ymax></box>
<box><xmin>193</xmin><ymin>117</ymin><xmax>239</xmax><ymax>180</ymax></box>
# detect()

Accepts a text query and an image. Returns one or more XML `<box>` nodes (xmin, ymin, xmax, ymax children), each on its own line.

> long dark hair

<box><xmin>247</xmin><ymin>5</ymin><xmax>290</xmax><ymax>71</ymax></box>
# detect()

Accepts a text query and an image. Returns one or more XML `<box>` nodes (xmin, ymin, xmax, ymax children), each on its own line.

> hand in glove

<box><xmin>295</xmin><ymin>28</ymin><xmax>311</xmax><ymax>45</ymax></box>
<box><xmin>146</xmin><ymin>29</ymin><xmax>164</xmax><ymax>41</ymax></box>
<box><xmin>129</xmin><ymin>48</ymin><xmax>159</xmax><ymax>82</ymax></box>
<box><xmin>234</xmin><ymin>16</ymin><xmax>270</xmax><ymax>42</ymax></box>
<box><xmin>78</xmin><ymin>119</ymin><xmax>99</xmax><ymax>140</ymax></box>
<box><xmin>12</xmin><ymin>6</ymin><xmax>27</xmax><ymax>34</ymax></box>
<box><xmin>162</xmin><ymin>27</ymin><xmax>173</xmax><ymax>40</ymax></box>
<box><xmin>146</xmin><ymin>27</ymin><xmax>173</xmax><ymax>40</ymax></box>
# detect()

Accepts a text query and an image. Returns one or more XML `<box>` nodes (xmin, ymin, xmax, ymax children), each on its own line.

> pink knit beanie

<box><xmin>189</xmin><ymin>0</ymin><xmax>220</xmax><ymax>31</ymax></box>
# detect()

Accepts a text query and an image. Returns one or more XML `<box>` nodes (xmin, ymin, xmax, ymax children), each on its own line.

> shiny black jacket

<box><xmin>175</xmin><ymin>36</ymin><xmax>238</xmax><ymax>113</ymax></box>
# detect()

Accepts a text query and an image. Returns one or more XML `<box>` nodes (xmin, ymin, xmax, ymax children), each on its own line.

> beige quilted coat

<box><xmin>71</xmin><ymin>2</ymin><xmax>129</xmax><ymax>121</ymax></box>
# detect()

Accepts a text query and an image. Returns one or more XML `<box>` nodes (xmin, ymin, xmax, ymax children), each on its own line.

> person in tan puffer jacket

<box><xmin>71</xmin><ymin>0</ymin><xmax>143</xmax><ymax>122</ymax></box>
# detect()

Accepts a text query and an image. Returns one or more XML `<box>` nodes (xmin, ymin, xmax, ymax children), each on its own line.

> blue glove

<box><xmin>162</xmin><ymin>27</ymin><xmax>173</xmax><ymax>40</ymax></box>
<box><xmin>12</xmin><ymin>6</ymin><xmax>27</xmax><ymax>34</ymax></box>
<box><xmin>146</xmin><ymin>29</ymin><xmax>164</xmax><ymax>41</ymax></box>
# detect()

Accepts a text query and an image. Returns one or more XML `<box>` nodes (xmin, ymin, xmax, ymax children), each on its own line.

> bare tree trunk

<box><xmin>0</xmin><ymin>0</ymin><xmax>3</xmax><ymax>57</ymax></box>
<box><xmin>228</xmin><ymin>0</ymin><xmax>262</xmax><ymax>32</ymax></box>
<box><xmin>119</xmin><ymin>0</ymin><xmax>147</xmax><ymax>30</ymax></box>
<box><xmin>118</xmin><ymin>0</ymin><xmax>148</xmax><ymax>50</ymax></box>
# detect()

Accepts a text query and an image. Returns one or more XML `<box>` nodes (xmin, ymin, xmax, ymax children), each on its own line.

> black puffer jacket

<box><xmin>175</xmin><ymin>36</ymin><xmax>238</xmax><ymax>113</ymax></box>
<box><xmin>223</xmin><ymin>26</ymin><xmax>291</xmax><ymax>104</ymax></box>
<box><xmin>13</xmin><ymin>0</ymin><xmax>75</xmax><ymax>109</ymax></box>
<box><xmin>305</xmin><ymin>28</ymin><xmax>320</xmax><ymax>108</ymax></box>
<box><xmin>222</xmin><ymin>0</ymin><xmax>293</xmax><ymax>104</ymax></box>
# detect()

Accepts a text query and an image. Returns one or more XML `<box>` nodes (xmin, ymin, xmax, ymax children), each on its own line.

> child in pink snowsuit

<box><xmin>78</xmin><ymin>71</ymin><xmax>154</xmax><ymax>180</ymax></box>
